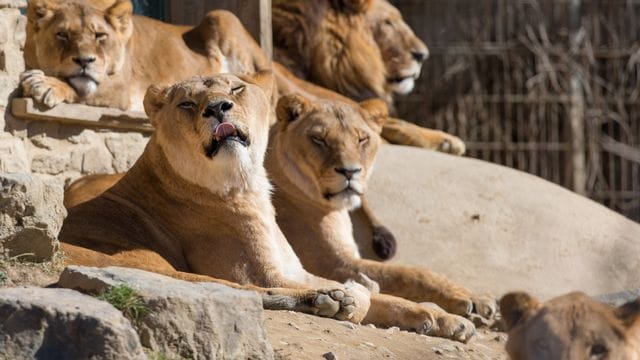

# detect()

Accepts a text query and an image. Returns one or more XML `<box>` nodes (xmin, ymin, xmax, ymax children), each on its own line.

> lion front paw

<box><xmin>429</xmin><ymin>312</ymin><xmax>476</xmax><ymax>343</ymax></box>
<box><xmin>312</xmin><ymin>288</ymin><xmax>356</xmax><ymax>321</ymax></box>
<box><xmin>372</xmin><ymin>225</ymin><xmax>397</xmax><ymax>260</ymax></box>
<box><xmin>20</xmin><ymin>70</ymin><xmax>73</xmax><ymax>108</ymax></box>
<box><xmin>472</xmin><ymin>294</ymin><xmax>498</xmax><ymax>320</ymax></box>
<box><xmin>436</xmin><ymin>134</ymin><xmax>466</xmax><ymax>156</ymax></box>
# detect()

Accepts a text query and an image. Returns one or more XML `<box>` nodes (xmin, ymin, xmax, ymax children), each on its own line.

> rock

<box><xmin>323</xmin><ymin>351</ymin><xmax>337</xmax><ymax>360</ymax></box>
<box><xmin>354</xmin><ymin>145</ymin><xmax>640</xmax><ymax>299</ymax></box>
<box><xmin>58</xmin><ymin>266</ymin><xmax>274</xmax><ymax>360</ymax></box>
<box><xmin>0</xmin><ymin>287</ymin><xmax>146</xmax><ymax>360</ymax></box>
<box><xmin>0</xmin><ymin>173</ymin><xmax>65</xmax><ymax>261</ymax></box>
<box><xmin>104</xmin><ymin>133</ymin><xmax>147</xmax><ymax>172</ymax></box>
<box><xmin>0</xmin><ymin>135</ymin><xmax>28</xmax><ymax>173</ymax></box>
<box><xmin>0</xmin><ymin>0</ymin><xmax>27</xmax><ymax>9</ymax></box>
<box><xmin>31</xmin><ymin>153</ymin><xmax>68</xmax><ymax>175</ymax></box>
<box><xmin>81</xmin><ymin>144</ymin><xmax>114</xmax><ymax>174</ymax></box>
<box><xmin>595</xmin><ymin>289</ymin><xmax>640</xmax><ymax>307</ymax></box>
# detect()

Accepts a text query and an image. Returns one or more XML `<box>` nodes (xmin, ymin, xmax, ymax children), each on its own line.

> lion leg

<box><xmin>354</xmin><ymin>259</ymin><xmax>497</xmax><ymax>320</ymax></box>
<box><xmin>364</xmin><ymin>293</ymin><xmax>475</xmax><ymax>343</ymax></box>
<box><xmin>61</xmin><ymin>243</ymin><xmax>366</xmax><ymax>322</ymax></box>
<box><xmin>355</xmin><ymin>197</ymin><xmax>397</xmax><ymax>260</ymax></box>
<box><xmin>20</xmin><ymin>69</ymin><xmax>78</xmax><ymax>108</ymax></box>
<box><xmin>381</xmin><ymin>117</ymin><xmax>466</xmax><ymax>155</ymax></box>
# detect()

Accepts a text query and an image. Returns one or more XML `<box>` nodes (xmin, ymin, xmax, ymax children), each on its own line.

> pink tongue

<box><xmin>214</xmin><ymin>122</ymin><xmax>237</xmax><ymax>140</ymax></box>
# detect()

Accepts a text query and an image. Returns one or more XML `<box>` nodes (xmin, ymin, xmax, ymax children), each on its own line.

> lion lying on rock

<box><xmin>59</xmin><ymin>73</ymin><xmax>371</xmax><ymax>323</ymax></box>
<box><xmin>500</xmin><ymin>291</ymin><xmax>640</xmax><ymax>359</ymax></box>
<box><xmin>266</xmin><ymin>93</ymin><xmax>495</xmax><ymax>341</ymax></box>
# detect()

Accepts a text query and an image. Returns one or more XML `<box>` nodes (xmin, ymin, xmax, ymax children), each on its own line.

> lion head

<box><xmin>24</xmin><ymin>0</ymin><xmax>133</xmax><ymax>98</ymax></box>
<box><xmin>272</xmin><ymin>0</ymin><xmax>428</xmax><ymax>103</ymax></box>
<box><xmin>143</xmin><ymin>72</ymin><xmax>275</xmax><ymax>195</ymax></box>
<box><xmin>500</xmin><ymin>291</ymin><xmax>640</xmax><ymax>360</ymax></box>
<box><xmin>270</xmin><ymin>94</ymin><xmax>387</xmax><ymax>210</ymax></box>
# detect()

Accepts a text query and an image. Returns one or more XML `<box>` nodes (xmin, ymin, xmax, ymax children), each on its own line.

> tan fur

<box><xmin>272</xmin><ymin>0</ymin><xmax>465</xmax><ymax>155</ymax></box>
<box><xmin>22</xmin><ymin>0</ymin><xmax>270</xmax><ymax>111</ymax></box>
<box><xmin>59</xmin><ymin>73</ymin><xmax>371</xmax><ymax>323</ymax></box>
<box><xmin>265</xmin><ymin>93</ymin><xmax>499</xmax><ymax>342</ymax></box>
<box><xmin>500</xmin><ymin>291</ymin><xmax>640</xmax><ymax>360</ymax></box>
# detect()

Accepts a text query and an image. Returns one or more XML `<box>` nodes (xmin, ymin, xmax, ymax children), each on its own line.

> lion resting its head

<box><xmin>273</xmin><ymin>0</ymin><xmax>428</xmax><ymax>103</ymax></box>
<box><xmin>500</xmin><ymin>291</ymin><xmax>640</xmax><ymax>360</ymax></box>
<box><xmin>24</xmin><ymin>0</ymin><xmax>133</xmax><ymax>102</ymax></box>
<box><xmin>271</xmin><ymin>94</ymin><xmax>387</xmax><ymax>210</ymax></box>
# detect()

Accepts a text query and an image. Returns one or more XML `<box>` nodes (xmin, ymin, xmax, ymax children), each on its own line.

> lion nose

<box><xmin>411</xmin><ymin>50</ymin><xmax>429</xmax><ymax>63</ymax></box>
<box><xmin>72</xmin><ymin>56</ymin><xmax>96</xmax><ymax>68</ymax></box>
<box><xmin>335</xmin><ymin>167</ymin><xmax>362</xmax><ymax>180</ymax></box>
<box><xmin>203</xmin><ymin>100</ymin><xmax>234</xmax><ymax>120</ymax></box>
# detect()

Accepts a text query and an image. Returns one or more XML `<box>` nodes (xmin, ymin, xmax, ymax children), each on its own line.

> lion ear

<box><xmin>332</xmin><ymin>0</ymin><xmax>373</xmax><ymax>13</ymax></box>
<box><xmin>359</xmin><ymin>98</ymin><xmax>388</xmax><ymax>133</ymax></box>
<box><xmin>106</xmin><ymin>0</ymin><xmax>133</xmax><ymax>37</ymax></box>
<box><xmin>28</xmin><ymin>0</ymin><xmax>58</xmax><ymax>31</ymax></box>
<box><xmin>143</xmin><ymin>85</ymin><xmax>169</xmax><ymax>126</ymax></box>
<box><xmin>276</xmin><ymin>94</ymin><xmax>313</xmax><ymax>123</ymax></box>
<box><xmin>615</xmin><ymin>298</ymin><xmax>640</xmax><ymax>335</ymax></box>
<box><xmin>499</xmin><ymin>292</ymin><xmax>541</xmax><ymax>331</ymax></box>
<box><xmin>243</xmin><ymin>70</ymin><xmax>276</xmax><ymax>100</ymax></box>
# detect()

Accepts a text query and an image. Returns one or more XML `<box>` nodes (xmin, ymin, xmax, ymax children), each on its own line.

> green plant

<box><xmin>98</xmin><ymin>284</ymin><xmax>149</xmax><ymax>320</ymax></box>
<box><xmin>0</xmin><ymin>271</ymin><xmax>6</xmax><ymax>286</ymax></box>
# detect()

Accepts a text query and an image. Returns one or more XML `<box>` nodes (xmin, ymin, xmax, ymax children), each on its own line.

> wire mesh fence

<box><xmin>392</xmin><ymin>0</ymin><xmax>640</xmax><ymax>222</ymax></box>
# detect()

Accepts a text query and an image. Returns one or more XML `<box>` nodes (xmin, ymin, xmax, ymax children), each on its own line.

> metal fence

<box><xmin>392</xmin><ymin>0</ymin><xmax>640</xmax><ymax>222</ymax></box>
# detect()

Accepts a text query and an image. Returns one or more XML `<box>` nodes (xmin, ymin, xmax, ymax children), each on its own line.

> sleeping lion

<box><xmin>59</xmin><ymin>72</ymin><xmax>371</xmax><ymax>323</ymax></box>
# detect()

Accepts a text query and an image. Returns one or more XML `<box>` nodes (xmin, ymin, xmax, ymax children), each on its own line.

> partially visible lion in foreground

<box><xmin>500</xmin><ymin>291</ymin><xmax>640</xmax><ymax>359</ymax></box>
<box><xmin>59</xmin><ymin>72</ymin><xmax>371</xmax><ymax>323</ymax></box>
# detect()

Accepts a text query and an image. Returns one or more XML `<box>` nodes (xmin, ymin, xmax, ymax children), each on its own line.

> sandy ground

<box><xmin>264</xmin><ymin>310</ymin><xmax>507</xmax><ymax>360</ymax></box>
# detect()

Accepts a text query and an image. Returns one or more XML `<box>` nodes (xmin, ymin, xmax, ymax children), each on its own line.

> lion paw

<box><xmin>472</xmin><ymin>294</ymin><xmax>498</xmax><ymax>320</ymax></box>
<box><xmin>430</xmin><ymin>313</ymin><xmax>476</xmax><ymax>343</ymax></box>
<box><xmin>436</xmin><ymin>134</ymin><xmax>466</xmax><ymax>156</ymax></box>
<box><xmin>20</xmin><ymin>70</ymin><xmax>70</xmax><ymax>108</ymax></box>
<box><xmin>372</xmin><ymin>225</ymin><xmax>397</xmax><ymax>260</ymax></box>
<box><xmin>312</xmin><ymin>289</ymin><xmax>356</xmax><ymax>321</ymax></box>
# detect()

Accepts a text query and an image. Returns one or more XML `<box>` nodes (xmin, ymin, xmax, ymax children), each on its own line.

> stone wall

<box><xmin>0</xmin><ymin>3</ymin><xmax>149</xmax><ymax>189</ymax></box>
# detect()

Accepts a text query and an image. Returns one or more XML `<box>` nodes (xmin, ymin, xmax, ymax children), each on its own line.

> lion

<box><xmin>500</xmin><ymin>291</ymin><xmax>640</xmax><ymax>359</ymax></box>
<box><xmin>59</xmin><ymin>72</ymin><xmax>373</xmax><ymax>323</ymax></box>
<box><xmin>21</xmin><ymin>0</ymin><xmax>271</xmax><ymax>111</ymax></box>
<box><xmin>265</xmin><ymin>92</ymin><xmax>497</xmax><ymax>342</ymax></box>
<box><xmin>272</xmin><ymin>0</ymin><xmax>465</xmax><ymax>155</ymax></box>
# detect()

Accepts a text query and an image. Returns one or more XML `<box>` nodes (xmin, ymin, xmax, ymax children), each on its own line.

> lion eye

<box><xmin>384</xmin><ymin>19</ymin><xmax>393</xmax><ymax>26</ymax></box>
<box><xmin>95</xmin><ymin>32</ymin><xmax>108</xmax><ymax>40</ymax></box>
<box><xmin>311</xmin><ymin>136</ymin><xmax>327</xmax><ymax>147</ymax></box>
<box><xmin>359</xmin><ymin>136</ymin><xmax>369</xmax><ymax>145</ymax></box>
<box><xmin>231</xmin><ymin>85</ymin><xmax>245</xmax><ymax>95</ymax></box>
<box><xmin>56</xmin><ymin>31</ymin><xmax>69</xmax><ymax>40</ymax></box>
<box><xmin>178</xmin><ymin>101</ymin><xmax>196</xmax><ymax>110</ymax></box>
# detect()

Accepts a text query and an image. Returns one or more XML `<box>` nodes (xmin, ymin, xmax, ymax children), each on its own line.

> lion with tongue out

<box><xmin>58</xmin><ymin>72</ymin><xmax>371</xmax><ymax>323</ymax></box>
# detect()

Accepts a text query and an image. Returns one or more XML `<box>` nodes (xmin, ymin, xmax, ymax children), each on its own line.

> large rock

<box><xmin>0</xmin><ymin>134</ymin><xmax>29</xmax><ymax>173</ymax></box>
<box><xmin>354</xmin><ymin>145</ymin><xmax>640</xmax><ymax>300</ymax></box>
<box><xmin>58</xmin><ymin>266</ymin><xmax>274</xmax><ymax>360</ymax></box>
<box><xmin>0</xmin><ymin>287</ymin><xmax>146</xmax><ymax>360</ymax></box>
<box><xmin>0</xmin><ymin>173</ymin><xmax>66</xmax><ymax>261</ymax></box>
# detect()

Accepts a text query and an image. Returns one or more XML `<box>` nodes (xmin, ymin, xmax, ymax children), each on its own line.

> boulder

<box><xmin>58</xmin><ymin>266</ymin><xmax>274</xmax><ymax>360</ymax></box>
<box><xmin>0</xmin><ymin>287</ymin><xmax>145</xmax><ymax>360</ymax></box>
<box><xmin>355</xmin><ymin>144</ymin><xmax>640</xmax><ymax>300</ymax></box>
<box><xmin>0</xmin><ymin>173</ymin><xmax>66</xmax><ymax>261</ymax></box>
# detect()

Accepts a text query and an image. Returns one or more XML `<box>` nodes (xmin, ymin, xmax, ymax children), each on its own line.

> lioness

<box><xmin>59</xmin><ymin>72</ymin><xmax>370</xmax><ymax>323</ymax></box>
<box><xmin>272</xmin><ymin>0</ymin><xmax>465</xmax><ymax>154</ymax></box>
<box><xmin>500</xmin><ymin>291</ymin><xmax>640</xmax><ymax>359</ymax></box>
<box><xmin>266</xmin><ymin>93</ymin><xmax>495</xmax><ymax>342</ymax></box>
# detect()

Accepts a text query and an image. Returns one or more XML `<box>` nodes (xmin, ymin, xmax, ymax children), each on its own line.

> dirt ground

<box><xmin>264</xmin><ymin>310</ymin><xmax>508</xmax><ymax>360</ymax></box>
